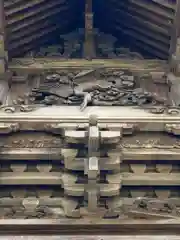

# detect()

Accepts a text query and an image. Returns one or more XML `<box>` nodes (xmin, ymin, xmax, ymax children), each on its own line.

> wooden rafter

<box><xmin>170</xmin><ymin>0</ymin><xmax>180</xmax><ymax>56</ymax></box>
<box><xmin>83</xmin><ymin>0</ymin><xmax>95</xmax><ymax>59</ymax></box>
<box><xmin>0</xmin><ymin>0</ymin><xmax>5</xmax><ymax>73</ymax></box>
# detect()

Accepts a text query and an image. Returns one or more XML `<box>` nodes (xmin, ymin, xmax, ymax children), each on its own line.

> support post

<box><xmin>0</xmin><ymin>0</ymin><xmax>6</xmax><ymax>74</ymax></box>
<box><xmin>83</xmin><ymin>0</ymin><xmax>96</xmax><ymax>59</ymax></box>
<box><xmin>86</xmin><ymin>115</ymin><xmax>100</xmax><ymax>212</ymax></box>
<box><xmin>169</xmin><ymin>0</ymin><xmax>180</xmax><ymax>75</ymax></box>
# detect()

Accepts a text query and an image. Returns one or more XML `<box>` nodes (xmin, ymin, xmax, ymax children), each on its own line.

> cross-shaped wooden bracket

<box><xmin>63</xmin><ymin>115</ymin><xmax>123</xmax><ymax>212</ymax></box>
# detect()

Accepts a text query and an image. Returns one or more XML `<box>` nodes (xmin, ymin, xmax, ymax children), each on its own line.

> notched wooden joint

<box><xmin>99</xmin><ymin>123</ymin><xmax>137</xmax><ymax>133</ymax></box>
<box><xmin>88</xmin><ymin>156</ymin><xmax>99</xmax><ymax>179</ymax></box>
<box><xmin>61</xmin><ymin>148</ymin><xmax>78</xmax><ymax>160</ymax></box>
<box><xmin>65</xmin><ymin>130</ymin><xmax>86</xmax><ymax>143</ymax></box>
<box><xmin>100</xmin><ymin>130</ymin><xmax>121</xmax><ymax>144</ymax></box>
<box><xmin>0</xmin><ymin>123</ymin><xmax>19</xmax><ymax>134</ymax></box>
<box><xmin>22</xmin><ymin>198</ymin><xmax>40</xmax><ymax>211</ymax></box>
<box><xmin>150</xmin><ymin>71</ymin><xmax>167</xmax><ymax>83</ymax></box>
<box><xmin>165</xmin><ymin>124</ymin><xmax>180</xmax><ymax>135</ymax></box>
<box><xmin>44</xmin><ymin>123</ymin><xmax>64</xmax><ymax>135</ymax></box>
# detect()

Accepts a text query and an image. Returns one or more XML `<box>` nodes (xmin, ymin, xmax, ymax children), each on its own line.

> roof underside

<box><xmin>4</xmin><ymin>0</ymin><xmax>176</xmax><ymax>59</ymax></box>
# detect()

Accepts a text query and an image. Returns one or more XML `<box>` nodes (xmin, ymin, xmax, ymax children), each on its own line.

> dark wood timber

<box><xmin>0</xmin><ymin>0</ymin><xmax>5</xmax><ymax>73</ymax></box>
<box><xmin>0</xmin><ymin>219</ymin><xmax>179</xmax><ymax>235</ymax></box>
<box><xmin>83</xmin><ymin>0</ymin><xmax>95</xmax><ymax>58</ymax></box>
<box><xmin>0</xmin><ymin>237</ymin><xmax>179</xmax><ymax>240</ymax></box>
<box><xmin>169</xmin><ymin>0</ymin><xmax>180</xmax><ymax>56</ymax></box>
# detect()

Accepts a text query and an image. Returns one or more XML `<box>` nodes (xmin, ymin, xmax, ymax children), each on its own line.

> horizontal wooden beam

<box><xmin>0</xmin><ymin>172</ymin><xmax>180</xmax><ymax>187</ymax></box>
<box><xmin>0</xmin><ymin>219</ymin><xmax>179</xmax><ymax>235</ymax></box>
<box><xmin>8</xmin><ymin>58</ymin><xmax>167</xmax><ymax>72</ymax></box>
<box><xmin>1</xmin><ymin>148</ymin><xmax>180</xmax><ymax>161</ymax></box>
<box><xmin>1</xmin><ymin>106</ymin><xmax>180</xmax><ymax>125</ymax></box>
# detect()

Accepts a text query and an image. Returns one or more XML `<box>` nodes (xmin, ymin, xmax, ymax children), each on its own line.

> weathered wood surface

<box><xmin>0</xmin><ymin>236</ymin><xmax>179</xmax><ymax>240</ymax></box>
<box><xmin>0</xmin><ymin>219</ymin><xmax>180</xmax><ymax>234</ymax></box>
<box><xmin>8</xmin><ymin>59</ymin><xmax>167</xmax><ymax>72</ymax></box>
<box><xmin>0</xmin><ymin>106</ymin><xmax>180</xmax><ymax>123</ymax></box>
<box><xmin>1</xmin><ymin>172</ymin><xmax>180</xmax><ymax>186</ymax></box>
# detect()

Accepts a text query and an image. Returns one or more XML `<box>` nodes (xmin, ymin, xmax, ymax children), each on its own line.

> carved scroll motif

<box><xmin>0</xmin><ymin>197</ymin><xmax>81</xmax><ymax>219</ymax></box>
<box><xmin>1</xmin><ymin>68</ymin><xmax>176</xmax><ymax>114</ymax></box>
<box><xmin>129</xmin><ymin>198</ymin><xmax>180</xmax><ymax>219</ymax></box>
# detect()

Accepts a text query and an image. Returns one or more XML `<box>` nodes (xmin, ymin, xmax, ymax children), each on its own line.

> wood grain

<box><xmin>0</xmin><ymin>219</ymin><xmax>179</xmax><ymax>235</ymax></box>
<box><xmin>0</xmin><ymin>237</ymin><xmax>179</xmax><ymax>240</ymax></box>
